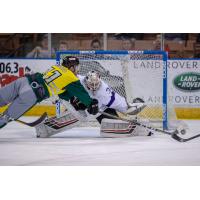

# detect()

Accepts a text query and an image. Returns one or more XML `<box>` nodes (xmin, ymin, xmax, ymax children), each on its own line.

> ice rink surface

<box><xmin>0</xmin><ymin>117</ymin><xmax>200</xmax><ymax>166</ymax></box>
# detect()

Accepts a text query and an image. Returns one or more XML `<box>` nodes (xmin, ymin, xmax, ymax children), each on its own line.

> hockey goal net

<box><xmin>56</xmin><ymin>50</ymin><xmax>173</xmax><ymax>130</ymax></box>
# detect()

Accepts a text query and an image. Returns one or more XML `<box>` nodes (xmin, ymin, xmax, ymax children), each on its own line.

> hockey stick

<box><xmin>171</xmin><ymin>132</ymin><xmax>200</xmax><ymax>142</ymax></box>
<box><xmin>100</xmin><ymin>111</ymin><xmax>200</xmax><ymax>142</ymax></box>
<box><xmin>99</xmin><ymin>111</ymin><xmax>189</xmax><ymax>140</ymax></box>
<box><xmin>15</xmin><ymin>112</ymin><xmax>48</xmax><ymax>127</ymax></box>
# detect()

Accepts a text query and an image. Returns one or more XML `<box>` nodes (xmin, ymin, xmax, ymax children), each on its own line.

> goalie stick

<box><xmin>99</xmin><ymin>111</ymin><xmax>176</xmax><ymax>135</ymax></box>
<box><xmin>99</xmin><ymin>111</ymin><xmax>200</xmax><ymax>142</ymax></box>
<box><xmin>98</xmin><ymin>101</ymin><xmax>174</xmax><ymax>135</ymax></box>
<box><xmin>15</xmin><ymin>112</ymin><xmax>48</xmax><ymax>127</ymax></box>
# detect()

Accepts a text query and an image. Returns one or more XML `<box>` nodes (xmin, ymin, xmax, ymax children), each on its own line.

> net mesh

<box><xmin>57</xmin><ymin>51</ymin><xmax>173</xmax><ymax>128</ymax></box>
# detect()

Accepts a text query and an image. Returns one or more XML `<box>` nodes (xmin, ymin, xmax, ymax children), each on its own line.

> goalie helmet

<box><xmin>84</xmin><ymin>71</ymin><xmax>101</xmax><ymax>91</ymax></box>
<box><xmin>61</xmin><ymin>56</ymin><xmax>79</xmax><ymax>68</ymax></box>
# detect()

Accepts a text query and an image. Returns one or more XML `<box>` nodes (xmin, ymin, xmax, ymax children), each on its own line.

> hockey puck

<box><xmin>180</xmin><ymin>129</ymin><xmax>186</xmax><ymax>135</ymax></box>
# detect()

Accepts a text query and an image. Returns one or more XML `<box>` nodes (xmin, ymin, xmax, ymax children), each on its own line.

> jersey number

<box><xmin>44</xmin><ymin>70</ymin><xmax>61</xmax><ymax>84</ymax></box>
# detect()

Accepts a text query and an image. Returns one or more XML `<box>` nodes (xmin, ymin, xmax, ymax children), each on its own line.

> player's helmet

<box><xmin>84</xmin><ymin>71</ymin><xmax>101</xmax><ymax>91</ymax></box>
<box><xmin>61</xmin><ymin>56</ymin><xmax>79</xmax><ymax>68</ymax></box>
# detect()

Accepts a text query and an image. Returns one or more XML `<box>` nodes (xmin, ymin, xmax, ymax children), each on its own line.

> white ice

<box><xmin>0</xmin><ymin>117</ymin><xmax>200</xmax><ymax>166</ymax></box>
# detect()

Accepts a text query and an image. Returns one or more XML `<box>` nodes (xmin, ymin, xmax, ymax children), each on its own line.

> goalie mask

<box><xmin>84</xmin><ymin>71</ymin><xmax>101</xmax><ymax>91</ymax></box>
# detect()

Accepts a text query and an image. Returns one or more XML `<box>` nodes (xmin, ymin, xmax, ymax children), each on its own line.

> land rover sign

<box><xmin>173</xmin><ymin>72</ymin><xmax>200</xmax><ymax>92</ymax></box>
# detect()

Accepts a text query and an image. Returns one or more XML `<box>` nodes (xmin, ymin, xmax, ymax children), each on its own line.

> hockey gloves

<box><xmin>70</xmin><ymin>97</ymin><xmax>98</xmax><ymax>115</ymax></box>
<box><xmin>70</xmin><ymin>96</ymin><xmax>87</xmax><ymax>110</ymax></box>
<box><xmin>87</xmin><ymin>99</ymin><xmax>99</xmax><ymax>115</ymax></box>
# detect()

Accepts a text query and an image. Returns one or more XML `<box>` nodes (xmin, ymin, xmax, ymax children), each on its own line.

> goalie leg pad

<box><xmin>100</xmin><ymin>118</ymin><xmax>152</xmax><ymax>138</ymax></box>
<box><xmin>35</xmin><ymin>112</ymin><xmax>80</xmax><ymax>138</ymax></box>
<box><xmin>100</xmin><ymin>118</ymin><xmax>137</xmax><ymax>138</ymax></box>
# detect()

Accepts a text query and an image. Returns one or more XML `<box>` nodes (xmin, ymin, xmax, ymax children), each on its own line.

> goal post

<box><xmin>56</xmin><ymin>50</ymin><xmax>169</xmax><ymax>130</ymax></box>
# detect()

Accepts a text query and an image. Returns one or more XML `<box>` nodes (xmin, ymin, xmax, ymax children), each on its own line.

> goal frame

<box><xmin>56</xmin><ymin>50</ymin><xmax>168</xmax><ymax>129</ymax></box>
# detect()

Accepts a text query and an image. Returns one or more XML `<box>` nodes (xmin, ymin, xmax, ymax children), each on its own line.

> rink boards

<box><xmin>1</xmin><ymin>58</ymin><xmax>200</xmax><ymax>119</ymax></box>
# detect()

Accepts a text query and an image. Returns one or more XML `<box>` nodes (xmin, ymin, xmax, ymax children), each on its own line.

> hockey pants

<box><xmin>0</xmin><ymin>77</ymin><xmax>37</xmax><ymax>128</ymax></box>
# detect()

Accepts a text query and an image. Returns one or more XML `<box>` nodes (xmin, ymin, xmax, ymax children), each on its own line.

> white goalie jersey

<box><xmin>77</xmin><ymin>75</ymin><xmax>128</xmax><ymax>113</ymax></box>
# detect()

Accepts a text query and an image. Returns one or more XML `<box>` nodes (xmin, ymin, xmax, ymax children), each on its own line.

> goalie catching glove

<box><xmin>70</xmin><ymin>97</ymin><xmax>99</xmax><ymax>115</ymax></box>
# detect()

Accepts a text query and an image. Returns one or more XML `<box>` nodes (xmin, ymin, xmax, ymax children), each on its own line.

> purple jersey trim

<box><xmin>106</xmin><ymin>91</ymin><xmax>115</xmax><ymax>107</ymax></box>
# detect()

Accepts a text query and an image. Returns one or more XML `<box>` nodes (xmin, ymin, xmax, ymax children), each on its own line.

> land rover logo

<box><xmin>173</xmin><ymin>72</ymin><xmax>200</xmax><ymax>92</ymax></box>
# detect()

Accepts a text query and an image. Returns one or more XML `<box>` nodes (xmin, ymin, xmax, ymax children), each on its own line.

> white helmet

<box><xmin>84</xmin><ymin>71</ymin><xmax>101</xmax><ymax>91</ymax></box>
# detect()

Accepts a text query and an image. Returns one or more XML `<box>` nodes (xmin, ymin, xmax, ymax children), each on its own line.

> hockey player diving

<box><xmin>36</xmin><ymin>69</ymin><xmax>147</xmax><ymax>138</ymax></box>
<box><xmin>0</xmin><ymin>56</ymin><xmax>99</xmax><ymax>129</ymax></box>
